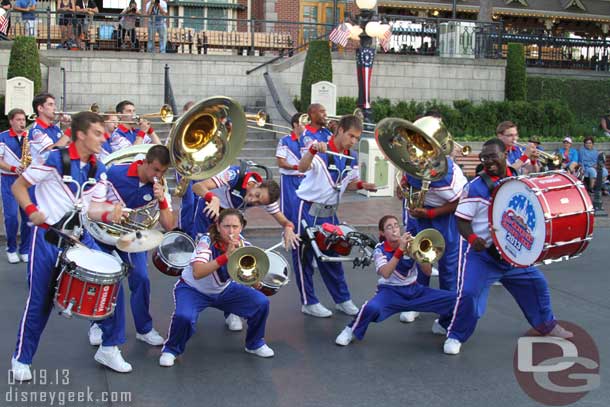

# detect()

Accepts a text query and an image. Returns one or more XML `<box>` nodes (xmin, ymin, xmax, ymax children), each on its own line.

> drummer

<box><xmin>90</xmin><ymin>145</ymin><xmax>175</xmax><ymax>352</ymax></box>
<box><xmin>443</xmin><ymin>138</ymin><xmax>573</xmax><ymax>355</ymax></box>
<box><xmin>9</xmin><ymin>112</ymin><xmax>130</xmax><ymax>380</ymax></box>
<box><xmin>159</xmin><ymin>208</ymin><xmax>274</xmax><ymax>367</ymax></box>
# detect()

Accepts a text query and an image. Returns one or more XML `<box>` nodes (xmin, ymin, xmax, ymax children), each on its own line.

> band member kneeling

<box><xmin>10</xmin><ymin>112</ymin><xmax>129</xmax><ymax>381</ymax></box>
<box><xmin>160</xmin><ymin>209</ymin><xmax>273</xmax><ymax>367</ymax></box>
<box><xmin>335</xmin><ymin>215</ymin><xmax>471</xmax><ymax>348</ymax></box>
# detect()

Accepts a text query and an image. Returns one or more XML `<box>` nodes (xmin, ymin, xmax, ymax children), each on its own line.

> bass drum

<box><xmin>152</xmin><ymin>231</ymin><xmax>196</xmax><ymax>277</ymax></box>
<box><xmin>257</xmin><ymin>251</ymin><xmax>290</xmax><ymax>296</ymax></box>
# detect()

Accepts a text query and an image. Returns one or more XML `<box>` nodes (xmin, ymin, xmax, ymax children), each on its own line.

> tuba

<box><xmin>82</xmin><ymin>144</ymin><xmax>163</xmax><ymax>246</ymax></box>
<box><xmin>167</xmin><ymin>96</ymin><xmax>247</xmax><ymax>197</ymax></box>
<box><xmin>413</xmin><ymin>116</ymin><xmax>471</xmax><ymax>157</ymax></box>
<box><xmin>375</xmin><ymin>117</ymin><xmax>448</xmax><ymax>210</ymax></box>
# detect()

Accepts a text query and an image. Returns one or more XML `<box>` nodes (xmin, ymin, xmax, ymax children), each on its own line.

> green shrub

<box><xmin>300</xmin><ymin>40</ymin><xmax>332</xmax><ymax>109</ymax></box>
<box><xmin>506</xmin><ymin>43</ymin><xmax>526</xmax><ymax>101</ymax></box>
<box><xmin>0</xmin><ymin>96</ymin><xmax>8</xmax><ymax>131</ymax></box>
<box><xmin>7</xmin><ymin>36</ymin><xmax>42</xmax><ymax>95</ymax></box>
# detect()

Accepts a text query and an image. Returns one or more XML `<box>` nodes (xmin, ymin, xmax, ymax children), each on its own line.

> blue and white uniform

<box><xmin>177</xmin><ymin>178</ymin><xmax>196</xmax><ymax>239</ymax></box>
<box><xmin>192</xmin><ymin>166</ymin><xmax>280</xmax><ymax>238</ymax></box>
<box><xmin>12</xmin><ymin>144</ymin><xmax>123</xmax><ymax>364</ymax></box>
<box><xmin>348</xmin><ymin>241</ymin><xmax>464</xmax><ymax>340</ymax></box>
<box><xmin>292</xmin><ymin>138</ymin><xmax>359</xmax><ymax>306</ymax></box>
<box><xmin>162</xmin><ymin>234</ymin><xmax>270</xmax><ymax>356</ymax></box>
<box><xmin>403</xmin><ymin>157</ymin><xmax>467</xmax><ymax>291</ymax></box>
<box><xmin>275</xmin><ymin>132</ymin><xmax>304</xmax><ymax>225</ymax></box>
<box><xmin>28</xmin><ymin>118</ymin><xmax>63</xmax><ymax>164</ymax></box>
<box><xmin>109</xmin><ymin>124</ymin><xmax>152</xmax><ymax>152</ymax></box>
<box><xmin>505</xmin><ymin>145</ymin><xmax>532</xmax><ymax>175</ymax></box>
<box><xmin>0</xmin><ymin>128</ymin><xmax>31</xmax><ymax>256</ymax></box>
<box><xmin>300</xmin><ymin>125</ymin><xmax>332</xmax><ymax>153</ymax></box>
<box><xmin>446</xmin><ymin>169</ymin><xmax>559</xmax><ymax>344</ymax></box>
<box><xmin>96</xmin><ymin>159</ymin><xmax>172</xmax><ymax>339</ymax></box>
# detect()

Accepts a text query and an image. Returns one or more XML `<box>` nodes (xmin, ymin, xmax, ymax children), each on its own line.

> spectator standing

<box><xmin>74</xmin><ymin>0</ymin><xmax>97</xmax><ymax>50</ymax></box>
<box><xmin>145</xmin><ymin>0</ymin><xmax>167</xmax><ymax>53</ymax></box>
<box><xmin>119</xmin><ymin>0</ymin><xmax>139</xmax><ymax>49</ymax></box>
<box><xmin>14</xmin><ymin>0</ymin><xmax>36</xmax><ymax>38</ymax></box>
<box><xmin>57</xmin><ymin>0</ymin><xmax>74</xmax><ymax>48</ymax></box>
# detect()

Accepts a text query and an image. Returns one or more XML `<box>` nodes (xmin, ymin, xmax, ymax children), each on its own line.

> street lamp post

<box><xmin>350</xmin><ymin>0</ymin><xmax>389</xmax><ymax>128</ymax></box>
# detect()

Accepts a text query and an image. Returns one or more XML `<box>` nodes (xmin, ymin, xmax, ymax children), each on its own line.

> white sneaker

<box><xmin>301</xmin><ymin>303</ymin><xmax>332</xmax><ymax>318</ymax></box>
<box><xmin>335</xmin><ymin>326</ymin><xmax>353</xmax><ymax>346</ymax></box>
<box><xmin>547</xmin><ymin>324</ymin><xmax>574</xmax><ymax>339</ymax></box>
<box><xmin>159</xmin><ymin>352</ymin><xmax>176</xmax><ymax>367</ymax></box>
<box><xmin>19</xmin><ymin>254</ymin><xmax>29</xmax><ymax>263</ymax></box>
<box><xmin>399</xmin><ymin>311</ymin><xmax>420</xmax><ymax>323</ymax></box>
<box><xmin>443</xmin><ymin>338</ymin><xmax>462</xmax><ymax>355</ymax></box>
<box><xmin>136</xmin><ymin>328</ymin><xmax>165</xmax><ymax>346</ymax></box>
<box><xmin>245</xmin><ymin>344</ymin><xmax>275</xmax><ymax>358</ymax></box>
<box><xmin>335</xmin><ymin>300</ymin><xmax>359</xmax><ymax>316</ymax></box>
<box><xmin>431</xmin><ymin>319</ymin><xmax>447</xmax><ymax>335</ymax></box>
<box><xmin>7</xmin><ymin>252</ymin><xmax>19</xmax><ymax>264</ymax></box>
<box><xmin>94</xmin><ymin>346</ymin><xmax>133</xmax><ymax>373</ymax></box>
<box><xmin>88</xmin><ymin>324</ymin><xmax>103</xmax><ymax>346</ymax></box>
<box><xmin>10</xmin><ymin>358</ymin><xmax>32</xmax><ymax>381</ymax></box>
<box><xmin>225</xmin><ymin>314</ymin><xmax>244</xmax><ymax>331</ymax></box>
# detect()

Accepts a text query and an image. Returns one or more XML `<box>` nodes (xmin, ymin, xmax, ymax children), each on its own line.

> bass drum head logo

<box><xmin>492</xmin><ymin>180</ymin><xmax>545</xmax><ymax>266</ymax></box>
<box><xmin>513</xmin><ymin>321</ymin><xmax>600</xmax><ymax>405</ymax></box>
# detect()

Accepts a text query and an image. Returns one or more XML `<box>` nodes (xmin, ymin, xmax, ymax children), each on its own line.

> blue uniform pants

<box><xmin>13</xmin><ymin>228</ymin><xmax>122</xmax><ymax>363</ymax></box>
<box><xmin>179</xmin><ymin>181</ymin><xmax>196</xmax><ymax>239</ymax></box>
<box><xmin>291</xmin><ymin>200</ymin><xmax>351</xmax><ymax>306</ymax></box>
<box><xmin>1</xmin><ymin>175</ymin><xmax>31</xmax><ymax>255</ymax></box>
<box><xmin>349</xmin><ymin>283</ymin><xmax>461</xmax><ymax>340</ymax></box>
<box><xmin>279</xmin><ymin>175</ymin><xmax>303</xmax><ymax>225</ymax></box>
<box><xmin>162</xmin><ymin>280</ymin><xmax>270</xmax><ymax>355</ymax></box>
<box><xmin>446</xmin><ymin>247</ymin><xmax>557</xmax><ymax>344</ymax></box>
<box><xmin>97</xmin><ymin>247</ymin><xmax>152</xmax><ymax>341</ymax></box>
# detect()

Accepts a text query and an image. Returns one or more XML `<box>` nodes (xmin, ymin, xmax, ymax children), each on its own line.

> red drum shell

<box><xmin>490</xmin><ymin>171</ymin><xmax>593</xmax><ymax>267</ymax></box>
<box><xmin>153</xmin><ymin>232</ymin><xmax>196</xmax><ymax>277</ymax></box>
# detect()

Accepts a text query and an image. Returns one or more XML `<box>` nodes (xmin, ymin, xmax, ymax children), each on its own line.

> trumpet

<box><xmin>396</xmin><ymin>229</ymin><xmax>445</xmax><ymax>265</ymax></box>
<box><xmin>514</xmin><ymin>142</ymin><xmax>562</xmax><ymax>167</ymax></box>
<box><xmin>227</xmin><ymin>237</ymin><xmax>269</xmax><ymax>286</ymax></box>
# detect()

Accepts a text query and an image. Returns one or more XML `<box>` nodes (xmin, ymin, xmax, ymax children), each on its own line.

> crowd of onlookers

<box><xmin>0</xmin><ymin>0</ymin><xmax>168</xmax><ymax>52</ymax></box>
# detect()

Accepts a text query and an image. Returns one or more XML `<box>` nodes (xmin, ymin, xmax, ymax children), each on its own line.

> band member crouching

<box><xmin>335</xmin><ymin>215</ymin><xmax>468</xmax><ymax>347</ymax></box>
<box><xmin>90</xmin><ymin>145</ymin><xmax>175</xmax><ymax>349</ymax></box>
<box><xmin>159</xmin><ymin>209</ymin><xmax>273</xmax><ymax>367</ymax></box>
<box><xmin>275</xmin><ymin>113</ymin><xmax>306</xmax><ymax>225</ymax></box>
<box><xmin>445</xmin><ymin>138</ymin><xmax>573</xmax><ymax>355</ymax></box>
<box><xmin>10</xmin><ymin>112</ymin><xmax>129</xmax><ymax>381</ymax></box>
<box><xmin>293</xmin><ymin>115</ymin><xmax>377</xmax><ymax>318</ymax></box>
<box><xmin>0</xmin><ymin>108</ymin><xmax>31</xmax><ymax>263</ymax></box>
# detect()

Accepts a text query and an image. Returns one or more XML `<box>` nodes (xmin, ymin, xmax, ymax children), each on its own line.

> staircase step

<box><xmin>244</xmin><ymin>139</ymin><xmax>278</xmax><ymax>149</ymax></box>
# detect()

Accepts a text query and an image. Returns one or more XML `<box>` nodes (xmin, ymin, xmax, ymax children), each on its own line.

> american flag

<box><xmin>379</xmin><ymin>26</ymin><xmax>392</xmax><ymax>52</ymax></box>
<box><xmin>0</xmin><ymin>10</ymin><xmax>8</xmax><ymax>36</ymax></box>
<box><xmin>356</xmin><ymin>47</ymin><xmax>376</xmax><ymax>109</ymax></box>
<box><xmin>328</xmin><ymin>23</ymin><xmax>350</xmax><ymax>47</ymax></box>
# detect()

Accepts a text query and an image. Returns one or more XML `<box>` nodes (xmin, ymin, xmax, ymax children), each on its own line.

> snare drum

<box><xmin>257</xmin><ymin>251</ymin><xmax>290</xmax><ymax>296</ymax></box>
<box><xmin>152</xmin><ymin>231</ymin><xmax>196</xmax><ymax>277</ymax></box>
<box><xmin>55</xmin><ymin>247</ymin><xmax>127</xmax><ymax>320</ymax></box>
<box><xmin>490</xmin><ymin>171</ymin><xmax>594</xmax><ymax>267</ymax></box>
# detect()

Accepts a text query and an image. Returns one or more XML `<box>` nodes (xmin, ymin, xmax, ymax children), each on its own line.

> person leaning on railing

<box><xmin>14</xmin><ymin>0</ymin><xmax>36</xmax><ymax>37</ymax></box>
<box><xmin>145</xmin><ymin>0</ymin><xmax>167</xmax><ymax>53</ymax></box>
<box><xmin>57</xmin><ymin>0</ymin><xmax>75</xmax><ymax>48</ymax></box>
<box><xmin>74</xmin><ymin>0</ymin><xmax>97</xmax><ymax>50</ymax></box>
<box><xmin>119</xmin><ymin>0</ymin><xmax>139</xmax><ymax>49</ymax></box>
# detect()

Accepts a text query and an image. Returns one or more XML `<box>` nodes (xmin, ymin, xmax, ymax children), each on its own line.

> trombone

<box><xmin>26</xmin><ymin>102</ymin><xmax>101</xmax><ymax>121</ymax></box>
<box><xmin>113</xmin><ymin>104</ymin><xmax>175</xmax><ymax>124</ymax></box>
<box><xmin>514</xmin><ymin>142</ymin><xmax>562</xmax><ymax>167</ymax></box>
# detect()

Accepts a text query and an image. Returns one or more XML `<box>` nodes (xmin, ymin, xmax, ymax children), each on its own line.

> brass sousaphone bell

<box><xmin>406</xmin><ymin>228</ymin><xmax>446</xmax><ymax>265</ymax></box>
<box><xmin>413</xmin><ymin>116</ymin><xmax>471</xmax><ymax>156</ymax></box>
<box><xmin>168</xmin><ymin>96</ymin><xmax>247</xmax><ymax>196</ymax></box>
<box><xmin>227</xmin><ymin>245</ymin><xmax>270</xmax><ymax>286</ymax></box>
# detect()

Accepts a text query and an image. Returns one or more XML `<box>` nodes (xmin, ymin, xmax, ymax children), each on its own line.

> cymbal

<box><xmin>116</xmin><ymin>230</ymin><xmax>164</xmax><ymax>253</ymax></box>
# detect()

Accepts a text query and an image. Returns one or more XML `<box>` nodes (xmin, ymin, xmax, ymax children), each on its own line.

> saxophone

<box><xmin>21</xmin><ymin>135</ymin><xmax>32</xmax><ymax>169</ymax></box>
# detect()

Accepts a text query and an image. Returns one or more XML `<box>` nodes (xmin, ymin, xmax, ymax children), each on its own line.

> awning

<box><xmin>168</xmin><ymin>1</ymin><xmax>246</xmax><ymax>10</ymax></box>
<box><xmin>493</xmin><ymin>7</ymin><xmax>610</xmax><ymax>23</ymax></box>
<box><xmin>379</xmin><ymin>1</ymin><xmax>479</xmax><ymax>13</ymax></box>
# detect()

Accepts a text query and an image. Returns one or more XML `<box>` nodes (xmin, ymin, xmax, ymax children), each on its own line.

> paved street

<box><xmin>0</xmin><ymin>227</ymin><xmax>608</xmax><ymax>407</ymax></box>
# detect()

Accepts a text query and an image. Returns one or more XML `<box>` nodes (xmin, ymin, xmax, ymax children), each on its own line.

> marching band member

<box><xmin>28</xmin><ymin>93</ymin><xmax>71</xmax><ymax>163</ymax></box>
<box><xmin>89</xmin><ymin>145</ymin><xmax>175</xmax><ymax>350</ymax></box>
<box><xmin>294</xmin><ymin>115</ymin><xmax>377</xmax><ymax>318</ymax></box>
<box><xmin>192</xmin><ymin>166</ymin><xmax>299</xmax><ymax>331</ymax></box>
<box><xmin>557</xmin><ymin>136</ymin><xmax>579</xmax><ymax>175</ymax></box>
<box><xmin>398</xmin><ymin>154</ymin><xmax>467</xmax><ymax>323</ymax></box>
<box><xmin>275</xmin><ymin>113</ymin><xmax>305</xmax><ymax>224</ymax></box>
<box><xmin>110</xmin><ymin>100</ymin><xmax>161</xmax><ymax>151</ymax></box>
<box><xmin>335</xmin><ymin>215</ymin><xmax>469</xmax><ymax>347</ymax></box>
<box><xmin>97</xmin><ymin>111</ymin><xmax>118</xmax><ymax>161</ymax></box>
<box><xmin>0</xmin><ymin>108</ymin><xmax>31</xmax><ymax>263</ymax></box>
<box><xmin>300</xmin><ymin>103</ymin><xmax>332</xmax><ymax>151</ymax></box>
<box><xmin>444</xmin><ymin>138</ymin><xmax>573</xmax><ymax>355</ymax></box>
<box><xmin>496</xmin><ymin>121</ymin><xmax>540</xmax><ymax>175</ymax></box>
<box><xmin>9</xmin><ymin>112</ymin><xmax>130</xmax><ymax>381</ymax></box>
<box><xmin>159</xmin><ymin>209</ymin><xmax>274</xmax><ymax>367</ymax></box>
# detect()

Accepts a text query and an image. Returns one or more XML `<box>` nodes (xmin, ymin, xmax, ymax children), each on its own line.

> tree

<box><xmin>300</xmin><ymin>40</ymin><xmax>333</xmax><ymax>109</ymax></box>
<box><xmin>7</xmin><ymin>36</ymin><xmax>42</xmax><ymax>95</ymax></box>
<box><xmin>506</xmin><ymin>43</ymin><xmax>527</xmax><ymax>101</ymax></box>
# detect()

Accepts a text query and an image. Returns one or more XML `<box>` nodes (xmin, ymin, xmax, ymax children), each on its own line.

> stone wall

<box><xmin>1</xmin><ymin>46</ymin><xmax>506</xmax><ymax>115</ymax></box>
